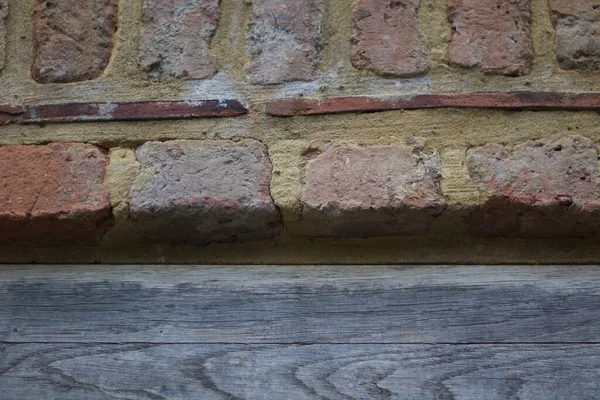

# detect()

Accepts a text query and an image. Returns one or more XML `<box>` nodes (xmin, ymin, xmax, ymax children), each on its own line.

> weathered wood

<box><xmin>2</xmin><ymin>265</ymin><xmax>600</xmax><ymax>343</ymax></box>
<box><xmin>2</xmin><ymin>343</ymin><xmax>600</xmax><ymax>399</ymax></box>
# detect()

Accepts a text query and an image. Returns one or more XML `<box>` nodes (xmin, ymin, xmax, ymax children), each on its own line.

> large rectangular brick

<box><xmin>448</xmin><ymin>0</ymin><xmax>533</xmax><ymax>76</ymax></box>
<box><xmin>466</xmin><ymin>136</ymin><xmax>600</xmax><ymax>238</ymax></box>
<box><xmin>246</xmin><ymin>0</ymin><xmax>322</xmax><ymax>84</ymax></box>
<box><xmin>0</xmin><ymin>0</ymin><xmax>7</xmax><ymax>71</ymax></box>
<box><xmin>0</xmin><ymin>143</ymin><xmax>112</xmax><ymax>242</ymax></box>
<box><xmin>32</xmin><ymin>0</ymin><xmax>118</xmax><ymax>83</ymax></box>
<box><xmin>300</xmin><ymin>145</ymin><xmax>445</xmax><ymax>237</ymax></box>
<box><xmin>549</xmin><ymin>0</ymin><xmax>600</xmax><ymax>71</ymax></box>
<box><xmin>129</xmin><ymin>140</ymin><xmax>282</xmax><ymax>244</ymax></box>
<box><xmin>351</xmin><ymin>0</ymin><xmax>429</xmax><ymax>76</ymax></box>
<box><xmin>139</xmin><ymin>0</ymin><xmax>219</xmax><ymax>79</ymax></box>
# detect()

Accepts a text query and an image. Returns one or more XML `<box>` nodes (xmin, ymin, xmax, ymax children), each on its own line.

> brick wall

<box><xmin>2</xmin><ymin>0</ymin><xmax>600</xmax><ymax>264</ymax></box>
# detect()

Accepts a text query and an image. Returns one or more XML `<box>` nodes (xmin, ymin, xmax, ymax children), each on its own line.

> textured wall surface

<box><xmin>2</xmin><ymin>0</ymin><xmax>600</xmax><ymax>264</ymax></box>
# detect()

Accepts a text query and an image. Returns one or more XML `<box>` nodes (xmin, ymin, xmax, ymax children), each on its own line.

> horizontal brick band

<box><xmin>0</xmin><ymin>100</ymin><xmax>247</xmax><ymax>125</ymax></box>
<box><xmin>266</xmin><ymin>91</ymin><xmax>600</xmax><ymax>117</ymax></box>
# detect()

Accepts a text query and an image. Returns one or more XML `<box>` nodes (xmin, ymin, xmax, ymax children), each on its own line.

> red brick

<box><xmin>300</xmin><ymin>145</ymin><xmax>445</xmax><ymax>237</ymax></box>
<box><xmin>466</xmin><ymin>136</ymin><xmax>600</xmax><ymax>238</ymax></box>
<box><xmin>265</xmin><ymin>92</ymin><xmax>600</xmax><ymax>117</ymax></box>
<box><xmin>549</xmin><ymin>0</ymin><xmax>600</xmax><ymax>71</ymax></box>
<box><xmin>246</xmin><ymin>0</ymin><xmax>322</xmax><ymax>84</ymax></box>
<box><xmin>129</xmin><ymin>140</ymin><xmax>282</xmax><ymax>244</ymax></box>
<box><xmin>32</xmin><ymin>0</ymin><xmax>118</xmax><ymax>83</ymax></box>
<box><xmin>0</xmin><ymin>143</ymin><xmax>112</xmax><ymax>242</ymax></box>
<box><xmin>448</xmin><ymin>0</ymin><xmax>533</xmax><ymax>76</ymax></box>
<box><xmin>351</xmin><ymin>0</ymin><xmax>429</xmax><ymax>76</ymax></box>
<box><xmin>139</xmin><ymin>0</ymin><xmax>220</xmax><ymax>79</ymax></box>
<box><xmin>0</xmin><ymin>0</ymin><xmax>7</xmax><ymax>71</ymax></box>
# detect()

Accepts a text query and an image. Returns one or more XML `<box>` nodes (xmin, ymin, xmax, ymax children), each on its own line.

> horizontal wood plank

<box><xmin>1</xmin><ymin>265</ymin><xmax>600</xmax><ymax>344</ymax></box>
<box><xmin>2</xmin><ymin>343</ymin><xmax>600</xmax><ymax>399</ymax></box>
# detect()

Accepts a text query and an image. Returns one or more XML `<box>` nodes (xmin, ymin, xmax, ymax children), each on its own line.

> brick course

<box><xmin>129</xmin><ymin>140</ymin><xmax>282</xmax><ymax>244</ymax></box>
<box><xmin>351</xmin><ymin>0</ymin><xmax>429</xmax><ymax>76</ymax></box>
<box><xmin>549</xmin><ymin>0</ymin><xmax>600</xmax><ymax>71</ymax></box>
<box><xmin>32</xmin><ymin>0</ymin><xmax>118</xmax><ymax>83</ymax></box>
<box><xmin>448</xmin><ymin>0</ymin><xmax>533</xmax><ymax>76</ymax></box>
<box><xmin>0</xmin><ymin>144</ymin><xmax>112</xmax><ymax>242</ymax></box>
<box><xmin>139</xmin><ymin>0</ymin><xmax>220</xmax><ymax>79</ymax></box>
<box><xmin>246</xmin><ymin>0</ymin><xmax>322</xmax><ymax>84</ymax></box>
<box><xmin>466</xmin><ymin>136</ymin><xmax>600</xmax><ymax>238</ymax></box>
<box><xmin>300</xmin><ymin>145</ymin><xmax>445</xmax><ymax>237</ymax></box>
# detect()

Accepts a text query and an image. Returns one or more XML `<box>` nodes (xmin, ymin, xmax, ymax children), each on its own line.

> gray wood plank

<box><xmin>2</xmin><ymin>343</ymin><xmax>600</xmax><ymax>399</ymax></box>
<box><xmin>1</xmin><ymin>265</ymin><xmax>600</xmax><ymax>343</ymax></box>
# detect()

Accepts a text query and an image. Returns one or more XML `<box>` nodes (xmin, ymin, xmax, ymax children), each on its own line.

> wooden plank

<box><xmin>1</xmin><ymin>343</ymin><xmax>600</xmax><ymax>399</ymax></box>
<box><xmin>1</xmin><ymin>265</ymin><xmax>600</xmax><ymax>344</ymax></box>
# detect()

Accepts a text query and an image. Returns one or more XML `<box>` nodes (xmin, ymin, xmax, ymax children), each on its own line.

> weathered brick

<box><xmin>139</xmin><ymin>0</ymin><xmax>219</xmax><ymax>79</ymax></box>
<box><xmin>246</xmin><ymin>0</ymin><xmax>322</xmax><ymax>84</ymax></box>
<box><xmin>300</xmin><ymin>145</ymin><xmax>445</xmax><ymax>237</ymax></box>
<box><xmin>129</xmin><ymin>140</ymin><xmax>282</xmax><ymax>244</ymax></box>
<box><xmin>32</xmin><ymin>0</ymin><xmax>118</xmax><ymax>83</ymax></box>
<box><xmin>549</xmin><ymin>0</ymin><xmax>600</xmax><ymax>71</ymax></box>
<box><xmin>0</xmin><ymin>0</ymin><xmax>7</xmax><ymax>71</ymax></box>
<box><xmin>0</xmin><ymin>143</ymin><xmax>112</xmax><ymax>242</ymax></box>
<box><xmin>351</xmin><ymin>0</ymin><xmax>429</xmax><ymax>76</ymax></box>
<box><xmin>466</xmin><ymin>136</ymin><xmax>600</xmax><ymax>238</ymax></box>
<box><xmin>448</xmin><ymin>0</ymin><xmax>533</xmax><ymax>76</ymax></box>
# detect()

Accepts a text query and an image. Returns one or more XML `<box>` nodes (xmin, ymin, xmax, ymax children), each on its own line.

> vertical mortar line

<box><xmin>321</xmin><ymin>0</ymin><xmax>353</xmax><ymax>76</ymax></box>
<box><xmin>1</xmin><ymin>0</ymin><xmax>35</xmax><ymax>91</ymax></box>
<box><xmin>212</xmin><ymin>0</ymin><xmax>251</xmax><ymax>84</ymax></box>
<box><xmin>419</xmin><ymin>0</ymin><xmax>452</xmax><ymax>76</ymax></box>
<box><xmin>530</xmin><ymin>0</ymin><xmax>558</xmax><ymax>74</ymax></box>
<box><xmin>104</xmin><ymin>0</ymin><xmax>145</xmax><ymax>81</ymax></box>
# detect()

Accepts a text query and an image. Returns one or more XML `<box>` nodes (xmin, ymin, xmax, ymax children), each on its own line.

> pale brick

<box><xmin>351</xmin><ymin>0</ymin><xmax>429</xmax><ymax>76</ymax></box>
<box><xmin>448</xmin><ymin>0</ymin><xmax>533</xmax><ymax>76</ymax></box>
<box><xmin>32</xmin><ymin>0</ymin><xmax>118</xmax><ymax>83</ymax></box>
<box><xmin>129</xmin><ymin>140</ymin><xmax>282</xmax><ymax>244</ymax></box>
<box><xmin>0</xmin><ymin>143</ymin><xmax>112</xmax><ymax>242</ymax></box>
<box><xmin>549</xmin><ymin>0</ymin><xmax>600</xmax><ymax>71</ymax></box>
<box><xmin>466</xmin><ymin>136</ymin><xmax>600</xmax><ymax>237</ymax></box>
<box><xmin>139</xmin><ymin>0</ymin><xmax>220</xmax><ymax>79</ymax></box>
<box><xmin>246</xmin><ymin>0</ymin><xmax>322</xmax><ymax>84</ymax></box>
<box><xmin>300</xmin><ymin>145</ymin><xmax>445</xmax><ymax>237</ymax></box>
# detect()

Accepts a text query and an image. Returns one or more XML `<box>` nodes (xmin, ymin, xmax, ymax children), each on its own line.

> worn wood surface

<box><xmin>2</xmin><ymin>265</ymin><xmax>600</xmax><ymax>399</ymax></box>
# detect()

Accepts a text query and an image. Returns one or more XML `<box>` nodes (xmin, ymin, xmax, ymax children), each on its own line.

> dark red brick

<box><xmin>0</xmin><ymin>143</ymin><xmax>112</xmax><ymax>242</ymax></box>
<box><xmin>129</xmin><ymin>140</ymin><xmax>282</xmax><ymax>244</ymax></box>
<box><xmin>351</xmin><ymin>0</ymin><xmax>429</xmax><ymax>76</ymax></box>
<box><xmin>466</xmin><ymin>136</ymin><xmax>600</xmax><ymax>238</ymax></box>
<box><xmin>139</xmin><ymin>0</ymin><xmax>220</xmax><ymax>78</ymax></box>
<box><xmin>549</xmin><ymin>0</ymin><xmax>600</xmax><ymax>71</ymax></box>
<box><xmin>300</xmin><ymin>145</ymin><xmax>445</xmax><ymax>237</ymax></box>
<box><xmin>448</xmin><ymin>0</ymin><xmax>533</xmax><ymax>76</ymax></box>
<box><xmin>32</xmin><ymin>0</ymin><xmax>118</xmax><ymax>83</ymax></box>
<box><xmin>246</xmin><ymin>0</ymin><xmax>322</xmax><ymax>84</ymax></box>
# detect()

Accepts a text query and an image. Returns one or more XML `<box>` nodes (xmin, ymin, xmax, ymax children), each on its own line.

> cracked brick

<box><xmin>0</xmin><ymin>143</ymin><xmax>112</xmax><ymax>242</ymax></box>
<box><xmin>32</xmin><ymin>0</ymin><xmax>118</xmax><ymax>83</ymax></box>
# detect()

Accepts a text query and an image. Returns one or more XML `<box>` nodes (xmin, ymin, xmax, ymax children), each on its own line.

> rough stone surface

<box><xmin>139</xmin><ymin>0</ymin><xmax>220</xmax><ymax>79</ymax></box>
<box><xmin>0</xmin><ymin>143</ymin><xmax>112</xmax><ymax>242</ymax></box>
<box><xmin>549</xmin><ymin>0</ymin><xmax>600</xmax><ymax>71</ymax></box>
<box><xmin>448</xmin><ymin>0</ymin><xmax>533</xmax><ymax>76</ymax></box>
<box><xmin>0</xmin><ymin>0</ymin><xmax>7</xmax><ymax>71</ymax></box>
<box><xmin>129</xmin><ymin>140</ymin><xmax>282</xmax><ymax>244</ymax></box>
<box><xmin>32</xmin><ymin>0</ymin><xmax>118</xmax><ymax>83</ymax></box>
<box><xmin>466</xmin><ymin>136</ymin><xmax>600</xmax><ymax>238</ymax></box>
<box><xmin>300</xmin><ymin>145</ymin><xmax>445</xmax><ymax>237</ymax></box>
<box><xmin>246</xmin><ymin>0</ymin><xmax>322</xmax><ymax>84</ymax></box>
<box><xmin>351</xmin><ymin>0</ymin><xmax>429</xmax><ymax>76</ymax></box>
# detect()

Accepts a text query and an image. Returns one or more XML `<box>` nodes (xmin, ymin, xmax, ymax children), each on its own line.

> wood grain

<box><xmin>1</xmin><ymin>265</ymin><xmax>600</xmax><ymax>344</ymax></box>
<box><xmin>2</xmin><ymin>343</ymin><xmax>600</xmax><ymax>399</ymax></box>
